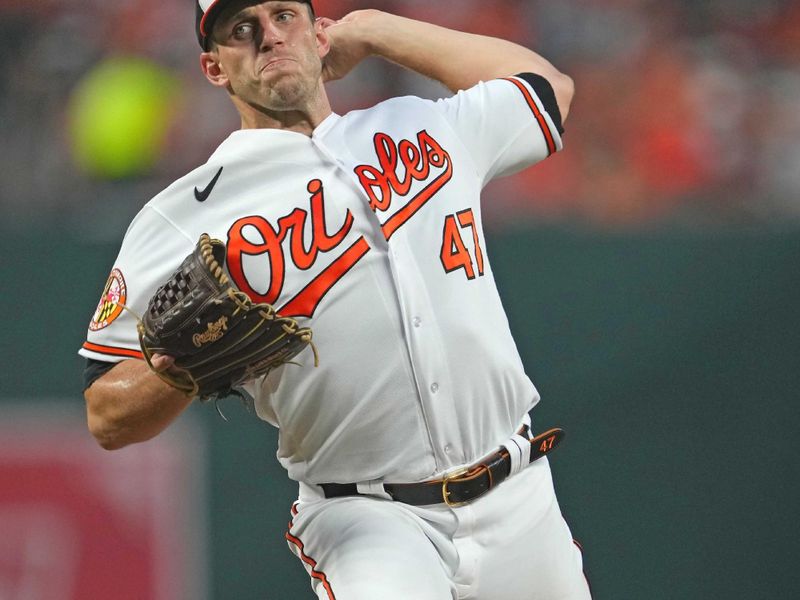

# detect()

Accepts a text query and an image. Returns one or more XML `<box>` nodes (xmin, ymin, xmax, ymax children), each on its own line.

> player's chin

<box><xmin>257</xmin><ymin>69</ymin><xmax>303</xmax><ymax>96</ymax></box>
<box><xmin>262</xmin><ymin>79</ymin><xmax>312</xmax><ymax>110</ymax></box>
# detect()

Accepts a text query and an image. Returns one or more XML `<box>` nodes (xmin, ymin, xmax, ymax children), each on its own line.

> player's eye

<box><xmin>232</xmin><ymin>22</ymin><xmax>255</xmax><ymax>39</ymax></box>
<box><xmin>275</xmin><ymin>11</ymin><xmax>294</xmax><ymax>23</ymax></box>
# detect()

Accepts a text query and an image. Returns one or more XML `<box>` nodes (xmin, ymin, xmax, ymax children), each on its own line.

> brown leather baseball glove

<box><xmin>138</xmin><ymin>233</ymin><xmax>316</xmax><ymax>400</ymax></box>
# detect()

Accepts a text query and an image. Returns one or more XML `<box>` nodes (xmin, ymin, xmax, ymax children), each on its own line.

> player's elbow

<box><xmin>550</xmin><ymin>71</ymin><xmax>575</xmax><ymax>124</ymax></box>
<box><xmin>85</xmin><ymin>389</ymin><xmax>134</xmax><ymax>451</ymax></box>
<box><xmin>86</xmin><ymin>409</ymin><xmax>126</xmax><ymax>450</ymax></box>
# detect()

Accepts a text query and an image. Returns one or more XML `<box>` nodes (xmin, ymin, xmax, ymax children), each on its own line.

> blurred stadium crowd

<box><xmin>1</xmin><ymin>0</ymin><xmax>799</xmax><ymax>233</ymax></box>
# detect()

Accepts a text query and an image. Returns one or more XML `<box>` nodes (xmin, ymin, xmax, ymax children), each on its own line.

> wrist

<box><xmin>352</xmin><ymin>9</ymin><xmax>392</xmax><ymax>57</ymax></box>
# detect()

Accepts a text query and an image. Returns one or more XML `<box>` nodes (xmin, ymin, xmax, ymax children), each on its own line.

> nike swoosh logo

<box><xmin>194</xmin><ymin>166</ymin><xmax>224</xmax><ymax>202</ymax></box>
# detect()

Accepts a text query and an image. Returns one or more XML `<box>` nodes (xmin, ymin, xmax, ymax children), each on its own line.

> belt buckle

<box><xmin>442</xmin><ymin>466</ymin><xmax>471</xmax><ymax>507</ymax></box>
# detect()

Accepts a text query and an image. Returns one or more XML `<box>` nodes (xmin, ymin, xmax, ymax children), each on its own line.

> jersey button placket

<box><xmin>389</xmin><ymin>233</ymin><xmax>460</xmax><ymax>467</ymax></box>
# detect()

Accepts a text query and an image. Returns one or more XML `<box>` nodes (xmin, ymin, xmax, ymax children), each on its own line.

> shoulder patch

<box><xmin>90</xmin><ymin>268</ymin><xmax>127</xmax><ymax>331</ymax></box>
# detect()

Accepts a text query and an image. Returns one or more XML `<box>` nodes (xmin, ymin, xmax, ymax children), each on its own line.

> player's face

<box><xmin>205</xmin><ymin>1</ymin><xmax>328</xmax><ymax>112</ymax></box>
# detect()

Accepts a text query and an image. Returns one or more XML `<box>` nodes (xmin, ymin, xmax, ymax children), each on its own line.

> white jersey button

<box><xmin>430</xmin><ymin>382</ymin><xmax>439</xmax><ymax>394</ymax></box>
<box><xmin>413</xmin><ymin>317</ymin><xmax>422</xmax><ymax>328</ymax></box>
<box><xmin>444</xmin><ymin>445</ymin><xmax>453</xmax><ymax>454</ymax></box>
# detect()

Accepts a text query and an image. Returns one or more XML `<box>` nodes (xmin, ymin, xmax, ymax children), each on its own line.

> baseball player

<box><xmin>81</xmin><ymin>1</ymin><xmax>590</xmax><ymax>598</ymax></box>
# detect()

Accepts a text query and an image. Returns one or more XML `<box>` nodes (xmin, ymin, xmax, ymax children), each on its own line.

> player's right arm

<box><xmin>320</xmin><ymin>9</ymin><xmax>574</xmax><ymax>121</ymax></box>
<box><xmin>320</xmin><ymin>9</ymin><xmax>570</xmax><ymax>183</ymax></box>
<box><xmin>84</xmin><ymin>357</ymin><xmax>192</xmax><ymax>450</ymax></box>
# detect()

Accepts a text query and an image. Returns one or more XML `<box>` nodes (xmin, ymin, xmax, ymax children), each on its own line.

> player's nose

<box><xmin>257</xmin><ymin>18</ymin><xmax>284</xmax><ymax>51</ymax></box>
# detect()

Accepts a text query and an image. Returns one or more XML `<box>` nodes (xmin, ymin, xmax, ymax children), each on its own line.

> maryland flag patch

<box><xmin>90</xmin><ymin>268</ymin><xmax>127</xmax><ymax>331</ymax></box>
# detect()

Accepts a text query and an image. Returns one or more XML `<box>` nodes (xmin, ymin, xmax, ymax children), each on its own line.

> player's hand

<box><xmin>319</xmin><ymin>10</ymin><xmax>384</xmax><ymax>83</ymax></box>
<box><xmin>149</xmin><ymin>353</ymin><xmax>196</xmax><ymax>395</ymax></box>
<box><xmin>150</xmin><ymin>353</ymin><xmax>177</xmax><ymax>372</ymax></box>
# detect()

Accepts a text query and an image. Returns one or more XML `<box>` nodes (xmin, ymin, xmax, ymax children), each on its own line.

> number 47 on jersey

<box><xmin>440</xmin><ymin>208</ymin><xmax>485</xmax><ymax>280</ymax></box>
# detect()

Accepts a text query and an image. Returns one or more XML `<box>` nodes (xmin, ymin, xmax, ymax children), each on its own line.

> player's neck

<box><xmin>234</xmin><ymin>93</ymin><xmax>333</xmax><ymax>137</ymax></box>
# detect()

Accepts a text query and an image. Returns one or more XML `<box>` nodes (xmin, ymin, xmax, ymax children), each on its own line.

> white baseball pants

<box><xmin>286</xmin><ymin>457</ymin><xmax>591</xmax><ymax>599</ymax></box>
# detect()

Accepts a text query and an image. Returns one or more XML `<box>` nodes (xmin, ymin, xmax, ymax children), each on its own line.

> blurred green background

<box><xmin>1</xmin><ymin>0</ymin><xmax>799</xmax><ymax>598</ymax></box>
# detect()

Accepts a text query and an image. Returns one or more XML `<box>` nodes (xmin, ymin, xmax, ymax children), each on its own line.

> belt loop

<box><xmin>502</xmin><ymin>434</ymin><xmax>532</xmax><ymax>477</ymax></box>
<box><xmin>522</xmin><ymin>412</ymin><xmax>533</xmax><ymax>438</ymax></box>
<box><xmin>299</xmin><ymin>481</ymin><xmax>326</xmax><ymax>501</ymax></box>
<box><xmin>513</xmin><ymin>434</ymin><xmax>532</xmax><ymax>466</ymax></box>
<box><xmin>356</xmin><ymin>480</ymin><xmax>393</xmax><ymax>501</ymax></box>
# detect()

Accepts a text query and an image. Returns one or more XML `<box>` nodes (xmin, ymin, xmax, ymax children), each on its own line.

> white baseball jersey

<box><xmin>81</xmin><ymin>75</ymin><xmax>563</xmax><ymax>486</ymax></box>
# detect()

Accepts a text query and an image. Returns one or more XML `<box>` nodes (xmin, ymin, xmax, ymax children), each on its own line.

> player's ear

<box><xmin>200</xmin><ymin>51</ymin><xmax>229</xmax><ymax>88</ymax></box>
<box><xmin>314</xmin><ymin>18</ymin><xmax>331</xmax><ymax>60</ymax></box>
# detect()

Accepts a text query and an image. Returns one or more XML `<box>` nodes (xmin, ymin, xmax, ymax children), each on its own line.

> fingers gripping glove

<box><xmin>138</xmin><ymin>233</ymin><xmax>317</xmax><ymax>400</ymax></box>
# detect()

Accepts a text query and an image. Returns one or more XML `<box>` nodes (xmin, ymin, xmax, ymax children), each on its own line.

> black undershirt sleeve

<box><xmin>84</xmin><ymin>358</ymin><xmax>118</xmax><ymax>391</ymax></box>
<box><xmin>514</xmin><ymin>72</ymin><xmax>564</xmax><ymax>135</ymax></box>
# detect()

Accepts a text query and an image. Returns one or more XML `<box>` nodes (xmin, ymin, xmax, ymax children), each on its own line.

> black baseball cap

<box><xmin>196</xmin><ymin>0</ymin><xmax>314</xmax><ymax>50</ymax></box>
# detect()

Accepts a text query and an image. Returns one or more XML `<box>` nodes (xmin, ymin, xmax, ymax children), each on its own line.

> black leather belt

<box><xmin>320</xmin><ymin>427</ymin><xmax>564</xmax><ymax>507</ymax></box>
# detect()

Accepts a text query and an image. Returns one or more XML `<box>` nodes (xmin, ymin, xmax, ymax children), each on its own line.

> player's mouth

<box><xmin>260</xmin><ymin>57</ymin><xmax>297</xmax><ymax>72</ymax></box>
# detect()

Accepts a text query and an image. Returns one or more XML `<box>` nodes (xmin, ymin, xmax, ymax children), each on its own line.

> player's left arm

<box><xmin>319</xmin><ymin>9</ymin><xmax>574</xmax><ymax>122</ymax></box>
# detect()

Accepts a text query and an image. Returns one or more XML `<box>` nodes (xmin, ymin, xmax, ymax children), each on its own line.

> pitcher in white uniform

<box><xmin>81</xmin><ymin>2</ymin><xmax>590</xmax><ymax>598</ymax></box>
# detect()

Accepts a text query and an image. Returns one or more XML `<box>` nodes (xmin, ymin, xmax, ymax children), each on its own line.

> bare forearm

<box><xmin>365</xmin><ymin>13</ymin><xmax>573</xmax><ymax>117</ymax></box>
<box><xmin>368</xmin><ymin>15</ymin><xmax>535</xmax><ymax>87</ymax></box>
<box><xmin>84</xmin><ymin>359</ymin><xmax>193</xmax><ymax>450</ymax></box>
